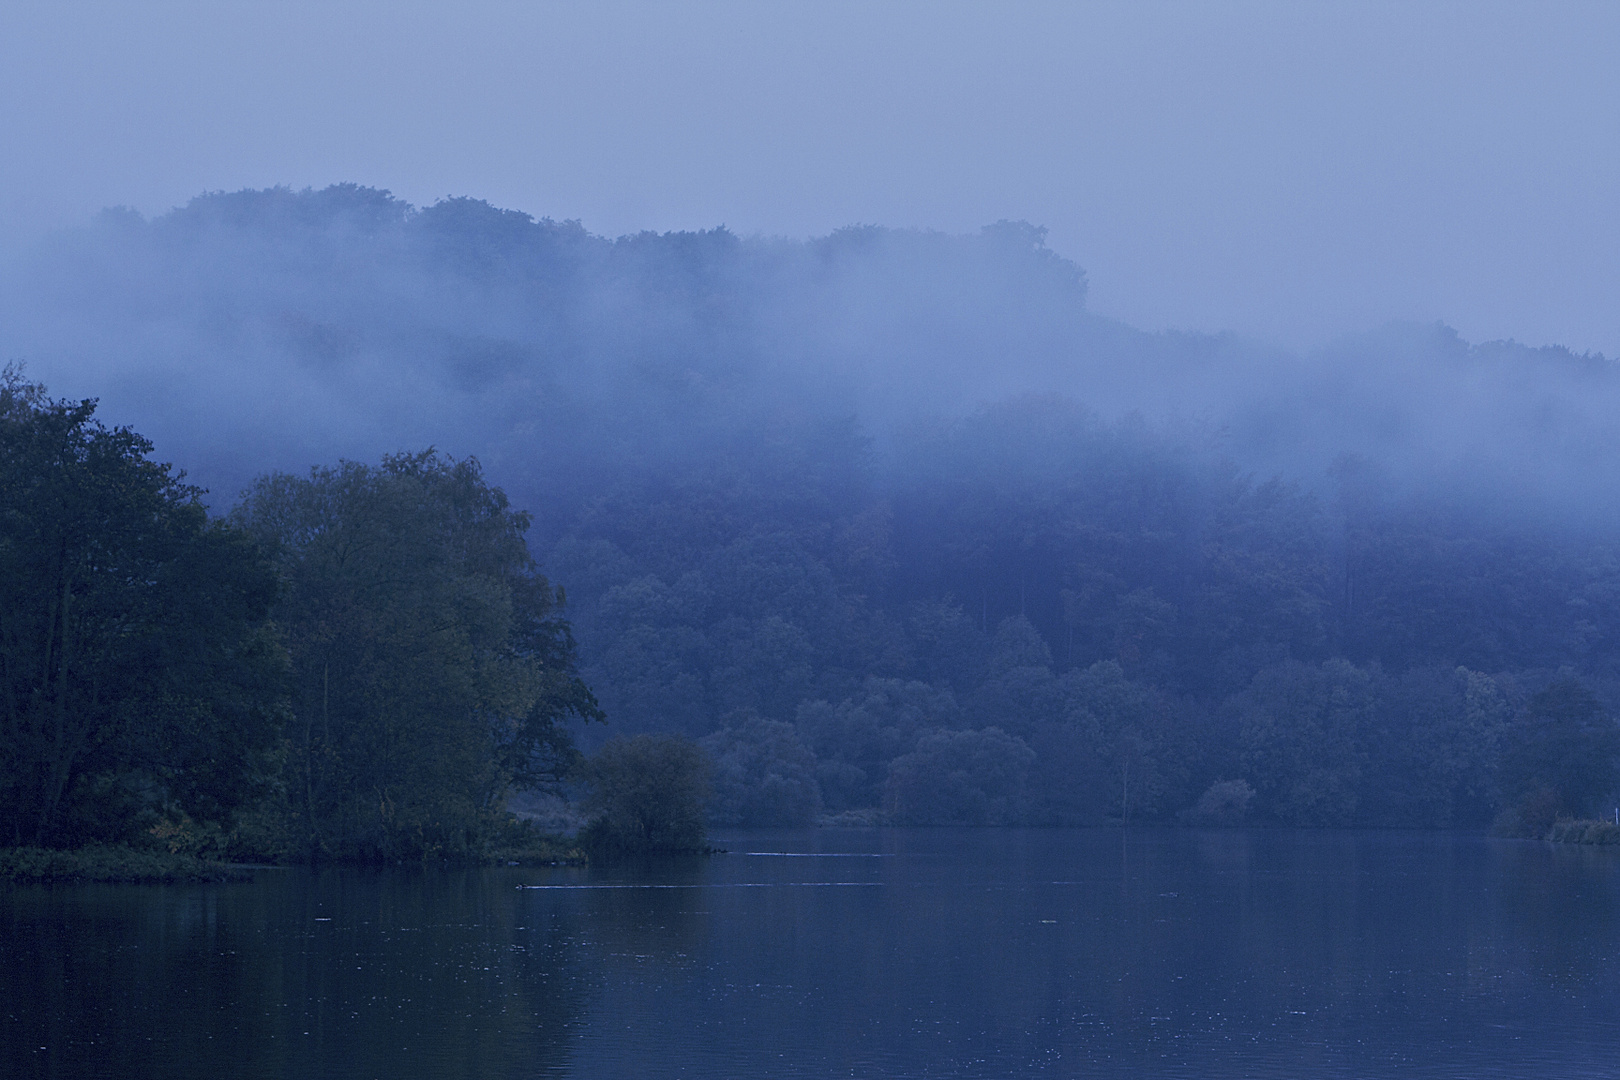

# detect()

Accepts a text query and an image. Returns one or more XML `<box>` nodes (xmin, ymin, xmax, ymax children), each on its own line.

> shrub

<box><xmin>577</xmin><ymin>735</ymin><xmax>712</xmax><ymax>854</ymax></box>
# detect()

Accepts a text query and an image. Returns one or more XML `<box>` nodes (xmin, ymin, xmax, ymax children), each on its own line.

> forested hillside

<box><xmin>5</xmin><ymin>184</ymin><xmax>1619</xmax><ymax>834</ymax></box>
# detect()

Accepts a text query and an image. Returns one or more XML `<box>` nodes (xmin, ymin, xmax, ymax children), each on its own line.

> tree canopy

<box><xmin>230</xmin><ymin>450</ymin><xmax>600</xmax><ymax>862</ymax></box>
<box><xmin>9</xmin><ymin>186</ymin><xmax>1620</xmax><ymax>840</ymax></box>
<box><xmin>0</xmin><ymin>368</ymin><xmax>284</xmax><ymax>846</ymax></box>
<box><xmin>578</xmin><ymin>735</ymin><xmax>711</xmax><ymax>854</ymax></box>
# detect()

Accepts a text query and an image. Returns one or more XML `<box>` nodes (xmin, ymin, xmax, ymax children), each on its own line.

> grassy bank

<box><xmin>0</xmin><ymin>842</ymin><xmax>585</xmax><ymax>881</ymax></box>
<box><xmin>485</xmin><ymin>835</ymin><xmax>587</xmax><ymax>866</ymax></box>
<box><xmin>1546</xmin><ymin>819</ymin><xmax>1620</xmax><ymax>845</ymax></box>
<box><xmin>0</xmin><ymin>845</ymin><xmax>256</xmax><ymax>883</ymax></box>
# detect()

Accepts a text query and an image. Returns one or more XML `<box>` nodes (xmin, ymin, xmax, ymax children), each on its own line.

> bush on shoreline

<box><xmin>577</xmin><ymin>735</ymin><xmax>713</xmax><ymax>856</ymax></box>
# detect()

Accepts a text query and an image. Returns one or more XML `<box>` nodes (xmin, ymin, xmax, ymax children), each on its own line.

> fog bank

<box><xmin>1</xmin><ymin>186</ymin><xmax>1615</xmax><ymax>532</ymax></box>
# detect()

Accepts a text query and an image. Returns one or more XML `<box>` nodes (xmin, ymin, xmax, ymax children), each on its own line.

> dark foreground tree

<box><xmin>0</xmin><ymin>368</ymin><xmax>284</xmax><ymax>846</ymax></box>
<box><xmin>577</xmin><ymin>735</ymin><xmax>711</xmax><ymax>854</ymax></box>
<box><xmin>232</xmin><ymin>451</ymin><xmax>601</xmax><ymax>862</ymax></box>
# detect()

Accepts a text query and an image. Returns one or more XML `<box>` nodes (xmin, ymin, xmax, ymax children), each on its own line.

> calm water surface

<box><xmin>4</xmin><ymin>828</ymin><xmax>1619</xmax><ymax>1078</ymax></box>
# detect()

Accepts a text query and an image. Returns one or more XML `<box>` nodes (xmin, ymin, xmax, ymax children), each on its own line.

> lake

<box><xmin>4</xmin><ymin>828</ymin><xmax>1619</xmax><ymax>1078</ymax></box>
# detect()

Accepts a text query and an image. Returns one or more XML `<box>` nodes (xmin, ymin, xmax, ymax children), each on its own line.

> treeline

<box><xmin>0</xmin><ymin>370</ymin><xmax>600</xmax><ymax>860</ymax></box>
<box><xmin>4</xmin><ymin>370</ymin><xmax>1617</xmax><ymax>846</ymax></box>
<box><xmin>547</xmin><ymin>399</ymin><xmax>1620</xmax><ymax>834</ymax></box>
<box><xmin>12</xmin><ymin>185</ymin><xmax>1620</xmax><ymax>525</ymax></box>
<box><xmin>7</xmin><ymin>185</ymin><xmax>1620</xmax><ymax>841</ymax></box>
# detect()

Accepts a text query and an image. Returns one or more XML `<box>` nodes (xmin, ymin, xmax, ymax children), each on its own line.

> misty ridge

<box><xmin>6</xmin><ymin>182</ymin><xmax>1620</xmax><ymax>836</ymax></box>
<box><xmin>6</xmin><ymin>182</ymin><xmax>1614</xmax><ymax>515</ymax></box>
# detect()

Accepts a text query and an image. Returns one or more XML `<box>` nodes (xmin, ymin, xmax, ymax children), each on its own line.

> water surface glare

<box><xmin>4</xmin><ymin>828</ymin><xmax>1619</xmax><ymax>1078</ymax></box>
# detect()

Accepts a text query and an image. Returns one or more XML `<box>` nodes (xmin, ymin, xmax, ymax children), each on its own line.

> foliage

<box><xmin>886</xmin><ymin>727</ymin><xmax>1035</xmax><ymax>826</ymax></box>
<box><xmin>1545</xmin><ymin>818</ymin><xmax>1620</xmax><ymax>845</ymax></box>
<box><xmin>1184</xmin><ymin>780</ymin><xmax>1256</xmax><ymax>825</ymax></box>
<box><xmin>577</xmin><ymin>735</ymin><xmax>712</xmax><ymax>854</ymax></box>
<box><xmin>1496</xmin><ymin>679</ymin><xmax>1620</xmax><ymax>836</ymax></box>
<box><xmin>0</xmin><ymin>368</ymin><xmax>285</xmax><ymax>847</ymax></box>
<box><xmin>0</xmin><ymin>844</ymin><xmax>250</xmax><ymax>882</ymax></box>
<box><xmin>796</xmin><ymin>678</ymin><xmax>959</xmax><ymax>812</ymax></box>
<box><xmin>230</xmin><ymin>451</ymin><xmax>601</xmax><ymax>863</ymax></box>
<box><xmin>1357</xmin><ymin>666</ymin><xmax>1507</xmax><ymax>827</ymax></box>
<box><xmin>700</xmin><ymin>715</ymin><xmax>821</xmax><ymax>826</ymax></box>
<box><xmin>482</xmin><ymin>815</ymin><xmax>586</xmax><ymax>866</ymax></box>
<box><xmin>1235</xmin><ymin>660</ymin><xmax>1374</xmax><ymax>826</ymax></box>
<box><xmin>24</xmin><ymin>190</ymin><xmax>1620</xmax><ymax>836</ymax></box>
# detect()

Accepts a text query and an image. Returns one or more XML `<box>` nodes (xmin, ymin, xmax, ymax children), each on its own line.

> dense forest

<box><xmin>0</xmin><ymin>371</ymin><xmax>600</xmax><ymax>858</ymax></box>
<box><xmin>3</xmin><ymin>184</ymin><xmax>1619</xmax><ymax>848</ymax></box>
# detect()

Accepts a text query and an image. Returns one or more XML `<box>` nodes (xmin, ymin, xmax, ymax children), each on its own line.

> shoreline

<box><xmin>1546</xmin><ymin>819</ymin><xmax>1620</xmax><ymax>846</ymax></box>
<box><xmin>0</xmin><ymin>846</ymin><xmax>255</xmax><ymax>883</ymax></box>
<box><xmin>0</xmin><ymin>838</ymin><xmax>589</xmax><ymax>883</ymax></box>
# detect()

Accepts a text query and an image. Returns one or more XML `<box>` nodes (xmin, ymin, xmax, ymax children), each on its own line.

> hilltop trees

<box><xmin>0</xmin><ymin>369</ymin><xmax>284</xmax><ymax>847</ymax></box>
<box><xmin>13</xmin><ymin>183</ymin><xmax>1620</xmax><ymax>839</ymax></box>
<box><xmin>535</xmin><ymin>392</ymin><xmax>1620</xmax><ymax>830</ymax></box>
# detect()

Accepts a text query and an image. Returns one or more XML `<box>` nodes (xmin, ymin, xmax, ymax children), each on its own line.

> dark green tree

<box><xmin>796</xmin><ymin>677</ymin><xmax>961</xmax><ymax>811</ymax></box>
<box><xmin>232</xmin><ymin>451</ymin><xmax>600</xmax><ymax>862</ymax></box>
<box><xmin>1356</xmin><ymin>666</ymin><xmax>1506</xmax><ymax>827</ymax></box>
<box><xmin>0</xmin><ymin>369</ymin><xmax>285</xmax><ymax>846</ymax></box>
<box><xmin>577</xmin><ymin>734</ymin><xmax>712</xmax><ymax>853</ymax></box>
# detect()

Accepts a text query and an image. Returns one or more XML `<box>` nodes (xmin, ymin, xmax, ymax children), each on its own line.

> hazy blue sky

<box><xmin>3</xmin><ymin>1</ymin><xmax>1617</xmax><ymax>354</ymax></box>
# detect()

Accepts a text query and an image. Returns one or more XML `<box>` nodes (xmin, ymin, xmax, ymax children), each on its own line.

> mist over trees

<box><xmin>4</xmin><ymin>184</ymin><xmax>1620</xmax><ymax>834</ymax></box>
<box><xmin>9</xmin><ymin>183</ymin><xmax>1620</xmax><ymax>524</ymax></box>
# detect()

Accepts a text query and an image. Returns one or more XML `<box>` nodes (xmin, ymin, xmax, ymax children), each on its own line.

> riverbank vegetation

<box><xmin>0</xmin><ymin>845</ymin><xmax>252</xmax><ymax>883</ymax></box>
<box><xmin>5</xmin><ymin>188</ymin><xmax>1620</xmax><ymax>852</ymax></box>
<box><xmin>576</xmin><ymin>735</ymin><xmax>713</xmax><ymax>856</ymax></box>
<box><xmin>228</xmin><ymin>450</ymin><xmax>603</xmax><ymax>863</ymax></box>
<box><xmin>6</xmin><ymin>366</ymin><xmax>1616</xmax><ymax>861</ymax></box>
<box><xmin>0</xmin><ymin>371</ymin><xmax>285</xmax><ymax>851</ymax></box>
<box><xmin>1546</xmin><ymin>819</ymin><xmax>1620</xmax><ymax>845</ymax></box>
<box><xmin>0</xmin><ymin>369</ymin><xmax>605</xmax><ymax>867</ymax></box>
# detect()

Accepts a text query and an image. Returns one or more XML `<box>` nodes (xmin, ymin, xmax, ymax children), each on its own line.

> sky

<box><xmin>2</xmin><ymin>1</ymin><xmax>1617</xmax><ymax>355</ymax></box>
